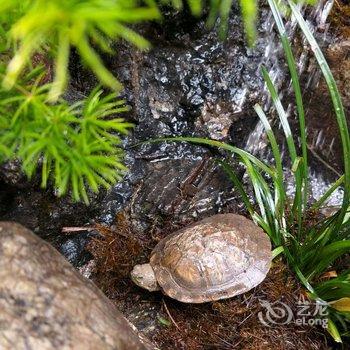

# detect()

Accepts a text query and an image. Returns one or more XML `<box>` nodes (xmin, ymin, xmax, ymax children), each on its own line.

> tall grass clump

<box><xmin>156</xmin><ymin>0</ymin><xmax>350</xmax><ymax>341</ymax></box>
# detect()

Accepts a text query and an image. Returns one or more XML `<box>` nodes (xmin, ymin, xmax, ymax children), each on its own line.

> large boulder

<box><xmin>0</xmin><ymin>222</ymin><xmax>152</xmax><ymax>350</ymax></box>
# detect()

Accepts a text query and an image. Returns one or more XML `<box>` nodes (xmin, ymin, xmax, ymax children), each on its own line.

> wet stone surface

<box><xmin>93</xmin><ymin>6</ymin><xmax>280</xmax><ymax>229</ymax></box>
<box><xmin>305</xmin><ymin>39</ymin><xmax>350</xmax><ymax>175</ymax></box>
<box><xmin>0</xmin><ymin>7</ymin><xmax>276</xmax><ymax>245</ymax></box>
<box><xmin>0</xmin><ymin>180</ymin><xmax>102</xmax><ymax>264</ymax></box>
<box><xmin>0</xmin><ymin>1</ymin><xmax>343</xmax><ymax>265</ymax></box>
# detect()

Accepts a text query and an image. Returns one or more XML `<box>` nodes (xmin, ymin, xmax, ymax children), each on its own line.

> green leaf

<box><xmin>187</xmin><ymin>0</ymin><xmax>202</xmax><ymax>16</ymax></box>
<box><xmin>272</xmin><ymin>246</ymin><xmax>284</xmax><ymax>259</ymax></box>
<box><xmin>218</xmin><ymin>160</ymin><xmax>255</xmax><ymax>215</ymax></box>
<box><xmin>239</xmin><ymin>0</ymin><xmax>257</xmax><ymax>45</ymax></box>
<box><xmin>327</xmin><ymin>318</ymin><xmax>342</xmax><ymax>343</ymax></box>
<box><xmin>330</xmin><ymin>298</ymin><xmax>350</xmax><ymax>313</ymax></box>
<box><xmin>309</xmin><ymin>241</ymin><xmax>350</xmax><ymax>278</ymax></box>
<box><xmin>157</xmin><ymin>316</ymin><xmax>171</xmax><ymax>326</ymax></box>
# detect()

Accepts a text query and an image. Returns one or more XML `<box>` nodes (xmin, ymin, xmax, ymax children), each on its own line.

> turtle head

<box><xmin>131</xmin><ymin>263</ymin><xmax>160</xmax><ymax>292</ymax></box>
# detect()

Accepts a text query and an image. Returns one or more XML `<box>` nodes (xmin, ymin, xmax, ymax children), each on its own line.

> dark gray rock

<box><xmin>97</xmin><ymin>7</ymin><xmax>276</xmax><ymax>228</ymax></box>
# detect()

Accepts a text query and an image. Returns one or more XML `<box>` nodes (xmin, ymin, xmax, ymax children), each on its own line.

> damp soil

<box><xmin>0</xmin><ymin>1</ymin><xmax>349</xmax><ymax>349</ymax></box>
<box><xmin>330</xmin><ymin>0</ymin><xmax>350</xmax><ymax>38</ymax></box>
<box><xmin>87</xmin><ymin>212</ymin><xmax>329</xmax><ymax>350</ymax></box>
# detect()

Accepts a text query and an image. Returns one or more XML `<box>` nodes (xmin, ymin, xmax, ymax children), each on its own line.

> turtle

<box><xmin>130</xmin><ymin>213</ymin><xmax>272</xmax><ymax>303</ymax></box>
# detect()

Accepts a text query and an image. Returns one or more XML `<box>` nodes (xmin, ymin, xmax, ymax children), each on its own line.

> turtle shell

<box><xmin>150</xmin><ymin>214</ymin><xmax>271</xmax><ymax>303</ymax></box>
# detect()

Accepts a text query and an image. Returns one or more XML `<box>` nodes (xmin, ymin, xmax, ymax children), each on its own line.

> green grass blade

<box><xmin>218</xmin><ymin>160</ymin><xmax>255</xmax><ymax>215</ymax></box>
<box><xmin>288</xmin><ymin>0</ymin><xmax>350</xmax><ymax>229</ymax></box>
<box><xmin>147</xmin><ymin>137</ymin><xmax>275</xmax><ymax>176</ymax></box>
<box><xmin>327</xmin><ymin>318</ymin><xmax>343</xmax><ymax>343</ymax></box>
<box><xmin>311</xmin><ymin>175</ymin><xmax>345</xmax><ymax>211</ymax></box>
<box><xmin>267</xmin><ymin>0</ymin><xmax>308</xmax><ymax>210</ymax></box>
<box><xmin>316</xmin><ymin>271</ymin><xmax>350</xmax><ymax>301</ymax></box>
<box><xmin>283</xmin><ymin>245</ymin><xmax>316</xmax><ymax>296</ymax></box>
<box><xmin>239</xmin><ymin>0</ymin><xmax>257</xmax><ymax>45</ymax></box>
<box><xmin>272</xmin><ymin>246</ymin><xmax>284</xmax><ymax>259</ymax></box>
<box><xmin>261</xmin><ymin>66</ymin><xmax>303</xmax><ymax>234</ymax></box>
<box><xmin>308</xmin><ymin>241</ymin><xmax>350</xmax><ymax>278</ymax></box>
<box><xmin>254</xmin><ymin>104</ymin><xmax>286</xmax><ymax>221</ymax></box>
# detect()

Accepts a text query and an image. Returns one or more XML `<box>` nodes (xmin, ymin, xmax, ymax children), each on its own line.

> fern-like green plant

<box><xmin>0</xmin><ymin>0</ymin><xmax>292</xmax><ymax>102</ymax></box>
<box><xmin>0</xmin><ymin>0</ymin><xmax>314</xmax><ymax>101</ymax></box>
<box><xmin>0</xmin><ymin>66</ymin><xmax>133</xmax><ymax>203</ymax></box>
<box><xmin>0</xmin><ymin>0</ymin><xmax>161</xmax><ymax>100</ymax></box>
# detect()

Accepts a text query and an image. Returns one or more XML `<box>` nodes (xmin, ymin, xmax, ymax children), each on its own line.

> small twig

<box><xmin>237</xmin><ymin>312</ymin><xmax>253</xmax><ymax>326</ymax></box>
<box><xmin>61</xmin><ymin>226</ymin><xmax>95</xmax><ymax>233</ymax></box>
<box><xmin>162</xmin><ymin>299</ymin><xmax>181</xmax><ymax>331</ymax></box>
<box><xmin>307</xmin><ymin>145</ymin><xmax>342</xmax><ymax>177</ymax></box>
<box><xmin>96</xmin><ymin>223</ymin><xmax>130</xmax><ymax>239</ymax></box>
<box><xmin>334</xmin><ymin>0</ymin><xmax>341</xmax><ymax>9</ymax></box>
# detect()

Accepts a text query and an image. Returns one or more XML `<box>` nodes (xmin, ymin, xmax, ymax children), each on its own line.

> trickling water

<box><xmin>98</xmin><ymin>5</ymin><xmax>284</xmax><ymax>227</ymax></box>
<box><xmin>246</xmin><ymin>0</ymin><xmax>334</xmax><ymax>154</ymax></box>
<box><xmin>98</xmin><ymin>0</ymin><xmax>344</xmax><ymax>228</ymax></box>
<box><xmin>245</xmin><ymin>0</ymin><xmax>344</xmax><ymax>207</ymax></box>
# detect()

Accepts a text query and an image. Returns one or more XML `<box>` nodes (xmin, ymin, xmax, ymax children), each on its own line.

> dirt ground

<box><xmin>330</xmin><ymin>0</ymin><xmax>350</xmax><ymax>37</ymax></box>
<box><xmin>87</xmin><ymin>212</ymin><xmax>330</xmax><ymax>350</ymax></box>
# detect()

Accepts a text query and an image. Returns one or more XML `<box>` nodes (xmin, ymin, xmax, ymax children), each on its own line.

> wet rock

<box><xmin>57</xmin><ymin>232</ymin><xmax>93</xmax><ymax>266</ymax></box>
<box><xmin>195</xmin><ymin>100</ymin><xmax>234</xmax><ymax>140</ymax></box>
<box><xmin>0</xmin><ymin>160</ymin><xmax>28</xmax><ymax>187</ymax></box>
<box><xmin>126</xmin><ymin>304</ymin><xmax>160</xmax><ymax>336</ymax></box>
<box><xmin>99</xmin><ymin>4</ymin><xmax>333</xmax><ymax>230</ymax></box>
<box><xmin>0</xmin><ymin>1</ymin><xmax>341</xmax><ymax>266</ymax></box>
<box><xmin>0</xmin><ymin>222</ymin><xmax>154</xmax><ymax>350</ymax></box>
<box><xmin>0</xmin><ymin>4</ymin><xmax>321</xmax><ymax>247</ymax></box>
<box><xmin>0</xmin><ymin>181</ymin><xmax>102</xmax><ymax>243</ymax></box>
<box><xmin>302</xmin><ymin>39</ymin><xmax>350</xmax><ymax>175</ymax></box>
<box><xmin>97</xmin><ymin>8</ymin><xmax>278</xmax><ymax>228</ymax></box>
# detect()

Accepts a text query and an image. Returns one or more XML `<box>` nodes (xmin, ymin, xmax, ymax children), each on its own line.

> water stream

<box><xmin>245</xmin><ymin>0</ymin><xmax>344</xmax><ymax>207</ymax></box>
<box><xmin>99</xmin><ymin>0</ymin><xmax>344</xmax><ymax>230</ymax></box>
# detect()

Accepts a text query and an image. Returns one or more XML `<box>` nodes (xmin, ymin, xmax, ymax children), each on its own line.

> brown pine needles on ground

<box><xmin>87</xmin><ymin>212</ymin><xmax>329</xmax><ymax>350</ymax></box>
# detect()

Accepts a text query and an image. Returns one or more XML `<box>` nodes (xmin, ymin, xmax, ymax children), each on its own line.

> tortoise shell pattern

<box><xmin>150</xmin><ymin>214</ymin><xmax>272</xmax><ymax>303</ymax></box>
